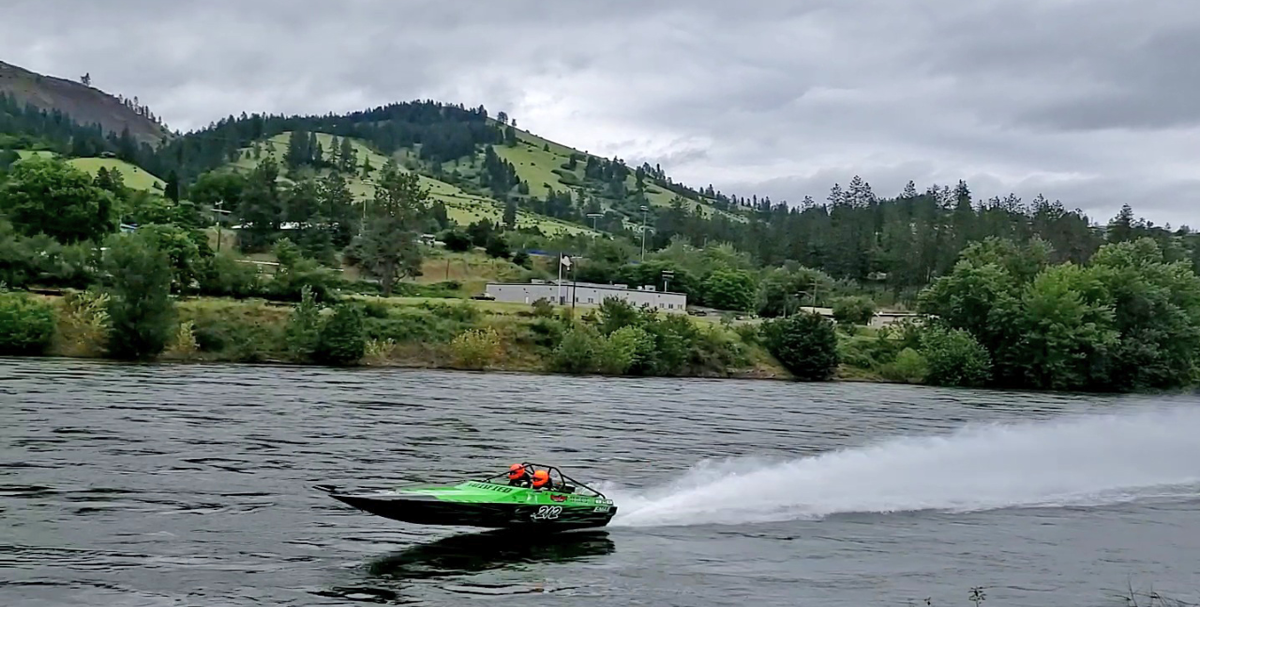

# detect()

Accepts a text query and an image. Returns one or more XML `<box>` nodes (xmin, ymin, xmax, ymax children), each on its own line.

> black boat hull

<box><xmin>325</xmin><ymin>491</ymin><xmax>618</xmax><ymax>530</ymax></box>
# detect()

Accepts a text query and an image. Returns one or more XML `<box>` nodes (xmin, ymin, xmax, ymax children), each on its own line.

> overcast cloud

<box><xmin>1</xmin><ymin>0</ymin><xmax>1199</xmax><ymax>228</ymax></box>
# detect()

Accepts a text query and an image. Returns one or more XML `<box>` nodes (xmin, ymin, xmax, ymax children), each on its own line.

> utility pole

<box><xmin>210</xmin><ymin>200</ymin><xmax>232</xmax><ymax>253</ymax></box>
<box><xmin>587</xmin><ymin>212</ymin><xmax>602</xmax><ymax>231</ymax></box>
<box><xmin>570</xmin><ymin>258</ymin><xmax>578</xmax><ymax>317</ymax></box>
<box><xmin>640</xmin><ymin>205</ymin><xmax>649</xmax><ymax>261</ymax></box>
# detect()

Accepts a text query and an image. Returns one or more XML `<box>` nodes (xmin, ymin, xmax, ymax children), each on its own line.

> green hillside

<box><xmin>68</xmin><ymin>157</ymin><xmax>165</xmax><ymax>194</ymax></box>
<box><xmin>227</xmin><ymin>132</ymin><xmax>596</xmax><ymax>237</ymax></box>
<box><xmin>16</xmin><ymin>150</ymin><xmax>166</xmax><ymax>194</ymax></box>
<box><xmin>493</xmin><ymin>124</ymin><xmax>749</xmax><ymax>228</ymax></box>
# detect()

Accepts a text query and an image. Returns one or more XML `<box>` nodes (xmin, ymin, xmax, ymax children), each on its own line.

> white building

<box><xmin>869</xmin><ymin>311</ymin><xmax>918</xmax><ymax>328</ymax></box>
<box><xmin>484</xmin><ymin>280</ymin><xmax>687</xmax><ymax>313</ymax></box>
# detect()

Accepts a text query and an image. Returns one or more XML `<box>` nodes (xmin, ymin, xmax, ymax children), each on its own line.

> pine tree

<box><xmin>328</xmin><ymin>135</ymin><xmax>341</xmax><ymax>169</ymax></box>
<box><xmin>339</xmin><ymin>137</ymin><xmax>356</xmax><ymax>173</ymax></box>
<box><xmin>164</xmin><ymin>171</ymin><xmax>181</xmax><ymax>202</ymax></box>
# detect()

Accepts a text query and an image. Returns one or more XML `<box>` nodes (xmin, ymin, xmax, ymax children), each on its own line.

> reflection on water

<box><xmin>367</xmin><ymin>529</ymin><xmax>617</xmax><ymax>579</ymax></box>
<box><xmin>315</xmin><ymin>530</ymin><xmax>618</xmax><ymax>604</ymax></box>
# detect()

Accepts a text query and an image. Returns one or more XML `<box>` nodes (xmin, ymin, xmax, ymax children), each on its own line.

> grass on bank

<box><xmin>11</xmin><ymin>287</ymin><xmax>791</xmax><ymax>379</ymax></box>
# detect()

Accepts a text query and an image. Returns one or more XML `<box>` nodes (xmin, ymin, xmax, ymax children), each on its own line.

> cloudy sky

<box><xmin>2</xmin><ymin>0</ymin><xmax>1199</xmax><ymax>228</ymax></box>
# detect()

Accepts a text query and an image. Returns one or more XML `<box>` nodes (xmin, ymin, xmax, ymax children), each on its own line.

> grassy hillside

<box><xmin>0</xmin><ymin>59</ymin><xmax>170</xmax><ymax>146</ymax></box>
<box><xmin>15</xmin><ymin>150</ymin><xmax>167</xmax><ymax>194</ymax></box>
<box><xmin>228</xmin><ymin>132</ymin><xmax>597</xmax><ymax>237</ymax></box>
<box><xmin>203</xmin><ymin>226</ymin><xmax>542</xmax><ymax>297</ymax></box>
<box><xmin>68</xmin><ymin>157</ymin><xmax>166</xmax><ymax>194</ymax></box>
<box><xmin>492</xmin><ymin>124</ymin><xmax>748</xmax><ymax>227</ymax></box>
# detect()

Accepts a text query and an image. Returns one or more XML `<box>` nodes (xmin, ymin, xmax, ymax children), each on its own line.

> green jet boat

<box><xmin>315</xmin><ymin>463</ymin><xmax>618</xmax><ymax>530</ymax></box>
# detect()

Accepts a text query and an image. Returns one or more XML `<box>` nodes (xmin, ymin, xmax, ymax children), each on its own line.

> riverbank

<box><xmin>4</xmin><ymin>289</ymin><xmax>914</xmax><ymax>383</ymax></box>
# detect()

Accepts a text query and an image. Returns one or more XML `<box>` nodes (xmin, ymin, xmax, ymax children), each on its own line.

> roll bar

<box><xmin>485</xmin><ymin>462</ymin><xmax>606</xmax><ymax>498</ymax></box>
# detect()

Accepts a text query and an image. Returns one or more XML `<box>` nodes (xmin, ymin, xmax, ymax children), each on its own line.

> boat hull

<box><xmin>326</xmin><ymin>491</ymin><xmax>618</xmax><ymax>530</ymax></box>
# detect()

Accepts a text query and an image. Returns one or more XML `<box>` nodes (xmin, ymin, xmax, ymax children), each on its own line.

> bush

<box><xmin>733</xmin><ymin>322</ymin><xmax>760</xmax><ymax>345</ymax></box>
<box><xmin>878</xmin><ymin>347</ymin><xmax>929</xmax><ymax>383</ymax></box>
<box><xmin>55</xmin><ymin>290</ymin><xmax>109</xmax><ymax>357</ymax></box>
<box><xmin>265</xmin><ymin>239</ymin><xmax>341</xmax><ymax>302</ymax></box>
<box><xmin>0</xmin><ymin>292</ymin><xmax>56</xmax><ymax>355</ymax></box>
<box><xmin>167</xmin><ymin>321</ymin><xmax>199</xmax><ymax>359</ymax></box>
<box><xmin>188</xmin><ymin>308</ymin><xmax>280</xmax><ymax>363</ymax></box>
<box><xmin>136</xmin><ymin>224</ymin><xmax>202</xmax><ymax>294</ymax></box>
<box><xmin>531</xmin><ymin>297</ymin><xmax>555</xmax><ymax>318</ymax></box>
<box><xmin>601</xmin><ymin>325</ymin><xmax>655</xmax><ymax>375</ymax></box>
<box><xmin>551</xmin><ymin>325</ymin><xmax>603</xmax><ymax>374</ymax></box>
<box><xmin>198</xmin><ymin>253</ymin><xmax>262</xmax><ymax>298</ymax></box>
<box><xmin>0</xmin><ymin>222</ymin><xmax>101</xmax><ymax>290</ymax></box>
<box><xmin>762</xmin><ymin>311</ymin><xmax>839</xmax><ymax>381</ymax></box>
<box><xmin>284</xmin><ymin>287</ymin><xmax>323</xmax><ymax>362</ymax></box>
<box><xmin>837</xmin><ymin>335</ymin><xmax>877</xmax><ymax>370</ymax></box>
<box><xmin>103</xmin><ymin>233</ymin><xmax>176</xmax><ymax>361</ymax></box>
<box><xmin>525</xmin><ymin>316</ymin><xmax>566</xmax><ymax>349</ymax></box>
<box><xmin>832</xmin><ymin>295</ymin><xmax>876</xmax><ymax>325</ymax></box>
<box><xmin>312</xmin><ymin>303</ymin><xmax>367</xmax><ymax>366</ymax></box>
<box><xmin>920</xmin><ymin>327</ymin><xmax>992</xmax><ymax>387</ymax></box>
<box><xmin>450</xmin><ymin>327</ymin><xmax>502</xmax><ymax>370</ymax></box>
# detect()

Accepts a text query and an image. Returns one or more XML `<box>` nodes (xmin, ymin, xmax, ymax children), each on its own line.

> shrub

<box><xmin>103</xmin><ymin>233</ymin><xmax>176</xmax><ymax>361</ymax></box>
<box><xmin>551</xmin><ymin>325</ymin><xmax>603</xmax><ymax>374</ymax></box>
<box><xmin>531</xmin><ymin>297</ymin><xmax>555</xmax><ymax>318</ymax></box>
<box><xmin>55</xmin><ymin>290</ymin><xmax>109</xmax><ymax>357</ymax></box>
<box><xmin>600</xmin><ymin>325</ymin><xmax>654</xmax><ymax>375</ymax></box>
<box><xmin>189</xmin><ymin>310</ymin><xmax>278</xmax><ymax>363</ymax></box>
<box><xmin>0</xmin><ymin>292</ymin><xmax>56</xmax><ymax>355</ymax></box>
<box><xmin>919</xmin><ymin>327</ymin><xmax>992</xmax><ymax>387</ymax></box>
<box><xmin>837</xmin><ymin>335</ymin><xmax>877</xmax><ymax>370</ymax></box>
<box><xmin>832</xmin><ymin>295</ymin><xmax>876</xmax><ymax>325</ymax></box>
<box><xmin>449</xmin><ymin>327</ymin><xmax>502</xmax><ymax>370</ymax></box>
<box><xmin>878</xmin><ymin>347</ymin><xmax>929</xmax><ymax>384</ymax></box>
<box><xmin>363</xmin><ymin>338</ymin><xmax>397</xmax><ymax>365</ymax></box>
<box><xmin>284</xmin><ymin>286</ymin><xmax>323</xmax><ymax>362</ymax></box>
<box><xmin>198</xmin><ymin>253</ymin><xmax>262</xmax><ymax>298</ymax></box>
<box><xmin>733</xmin><ymin>322</ymin><xmax>760</xmax><ymax>345</ymax></box>
<box><xmin>762</xmin><ymin>311</ymin><xmax>839</xmax><ymax>381</ymax></box>
<box><xmin>167</xmin><ymin>321</ymin><xmax>200</xmax><ymax>359</ymax></box>
<box><xmin>312</xmin><ymin>303</ymin><xmax>367</xmax><ymax>366</ymax></box>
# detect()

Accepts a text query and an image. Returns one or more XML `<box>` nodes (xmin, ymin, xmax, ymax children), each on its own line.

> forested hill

<box><xmin>0</xmin><ymin>60</ymin><xmax>169</xmax><ymax>146</ymax></box>
<box><xmin>0</xmin><ymin>59</ymin><xmax>1198</xmax><ymax>291</ymax></box>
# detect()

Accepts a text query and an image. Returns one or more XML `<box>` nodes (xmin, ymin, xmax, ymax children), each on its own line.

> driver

<box><xmin>531</xmin><ymin>470</ymin><xmax>552</xmax><ymax>490</ymax></box>
<box><xmin>507</xmin><ymin>463</ymin><xmax>532</xmax><ymax>488</ymax></box>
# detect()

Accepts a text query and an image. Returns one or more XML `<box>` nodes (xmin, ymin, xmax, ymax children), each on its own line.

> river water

<box><xmin>0</xmin><ymin>358</ymin><xmax>1199</xmax><ymax>607</ymax></box>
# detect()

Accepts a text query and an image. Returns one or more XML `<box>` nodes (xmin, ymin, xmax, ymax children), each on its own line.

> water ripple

<box><xmin>0</xmin><ymin>357</ymin><xmax>1199</xmax><ymax>606</ymax></box>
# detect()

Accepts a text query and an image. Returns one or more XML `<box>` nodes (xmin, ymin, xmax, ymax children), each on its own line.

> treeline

<box><xmin>636</xmin><ymin>178</ymin><xmax>1200</xmax><ymax>294</ymax></box>
<box><xmin>831</xmin><ymin>235</ymin><xmax>1200</xmax><ymax>392</ymax></box>
<box><xmin>0</xmin><ymin>229</ymin><xmax>761</xmax><ymax>382</ymax></box>
<box><xmin>0</xmin><ymin>95</ymin><xmax>500</xmax><ymax>187</ymax></box>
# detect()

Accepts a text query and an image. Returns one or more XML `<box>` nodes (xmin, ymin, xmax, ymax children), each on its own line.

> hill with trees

<box><xmin>1</xmin><ymin>60</ymin><xmax>169</xmax><ymax>146</ymax></box>
<box><xmin>0</xmin><ymin>60</ymin><xmax>1198</xmax><ymax>392</ymax></box>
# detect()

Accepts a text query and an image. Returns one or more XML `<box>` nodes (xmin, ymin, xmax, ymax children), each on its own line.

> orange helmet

<box><xmin>531</xmin><ymin>470</ymin><xmax>550</xmax><ymax>487</ymax></box>
<box><xmin>508</xmin><ymin>463</ymin><xmax>526</xmax><ymax>480</ymax></box>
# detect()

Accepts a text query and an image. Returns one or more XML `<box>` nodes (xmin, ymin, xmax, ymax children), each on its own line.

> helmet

<box><xmin>507</xmin><ymin>463</ymin><xmax>526</xmax><ymax>480</ymax></box>
<box><xmin>531</xmin><ymin>470</ymin><xmax>550</xmax><ymax>488</ymax></box>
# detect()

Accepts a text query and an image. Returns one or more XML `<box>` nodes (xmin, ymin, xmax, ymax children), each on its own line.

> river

<box><xmin>0</xmin><ymin>358</ymin><xmax>1199</xmax><ymax>606</ymax></box>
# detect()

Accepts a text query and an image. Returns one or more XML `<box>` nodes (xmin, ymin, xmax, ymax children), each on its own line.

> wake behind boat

<box><xmin>316</xmin><ymin>463</ymin><xmax>618</xmax><ymax>530</ymax></box>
